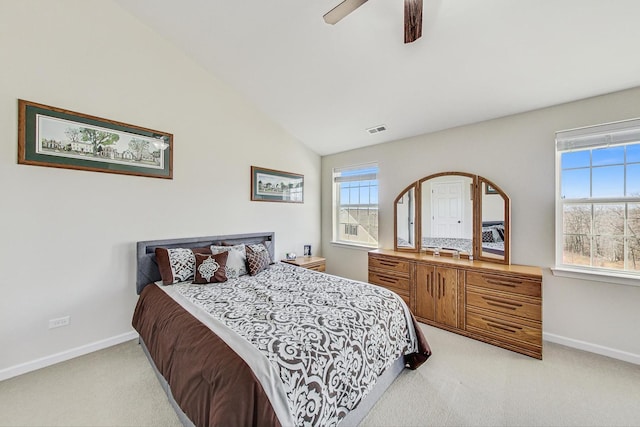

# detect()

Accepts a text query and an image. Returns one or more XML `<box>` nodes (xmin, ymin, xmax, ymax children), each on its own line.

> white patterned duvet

<box><xmin>160</xmin><ymin>262</ymin><xmax>422</xmax><ymax>426</ymax></box>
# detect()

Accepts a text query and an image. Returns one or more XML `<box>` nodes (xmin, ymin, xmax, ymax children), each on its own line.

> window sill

<box><xmin>330</xmin><ymin>241</ymin><xmax>378</xmax><ymax>251</ymax></box>
<box><xmin>551</xmin><ymin>266</ymin><xmax>640</xmax><ymax>287</ymax></box>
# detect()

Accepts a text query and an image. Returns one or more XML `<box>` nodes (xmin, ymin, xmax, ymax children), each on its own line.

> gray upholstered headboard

<box><xmin>136</xmin><ymin>232</ymin><xmax>275</xmax><ymax>294</ymax></box>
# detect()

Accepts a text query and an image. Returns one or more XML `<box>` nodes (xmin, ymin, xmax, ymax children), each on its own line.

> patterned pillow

<box><xmin>155</xmin><ymin>247</ymin><xmax>212</xmax><ymax>285</ymax></box>
<box><xmin>482</xmin><ymin>229</ymin><xmax>495</xmax><ymax>243</ymax></box>
<box><xmin>210</xmin><ymin>244</ymin><xmax>248</xmax><ymax>278</ymax></box>
<box><xmin>246</xmin><ymin>244</ymin><xmax>271</xmax><ymax>276</ymax></box>
<box><xmin>222</xmin><ymin>240</ymin><xmax>272</xmax><ymax>263</ymax></box>
<box><xmin>193</xmin><ymin>252</ymin><xmax>228</xmax><ymax>284</ymax></box>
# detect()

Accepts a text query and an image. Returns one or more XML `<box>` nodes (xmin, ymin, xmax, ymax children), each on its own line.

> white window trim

<box><xmin>554</xmin><ymin>117</ymin><xmax>640</xmax><ymax>286</ymax></box>
<box><xmin>551</xmin><ymin>266</ymin><xmax>640</xmax><ymax>287</ymax></box>
<box><xmin>330</xmin><ymin>240</ymin><xmax>379</xmax><ymax>251</ymax></box>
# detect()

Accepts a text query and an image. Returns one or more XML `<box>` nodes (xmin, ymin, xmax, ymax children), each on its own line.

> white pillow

<box><xmin>210</xmin><ymin>244</ymin><xmax>247</xmax><ymax>278</ymax></box>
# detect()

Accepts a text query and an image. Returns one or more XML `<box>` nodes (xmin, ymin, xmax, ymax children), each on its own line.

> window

<box><xmin>556</xmin><ymin>118</ymin><xmax>640</xmax><ymax>280</ymax></box>
<box><xmin>344</xmin><ymin>224</ymin><xmax>359</xmax><ymax>236</ymax></box>
<box><xmin>333</xmin><ymin>163</ymin><xmax>379</xmax><ymax>247</ymax></box>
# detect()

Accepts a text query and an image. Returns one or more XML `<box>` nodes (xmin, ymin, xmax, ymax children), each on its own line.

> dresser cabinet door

<box><xmin>435</xmin><ymin>266</ymin><xmax>458</xmax><ymax>328</ymax></box>
<box><xmin>416</xmin><ymin>264</ymin><xmax>436</xmax><ymax>321</ymax></box>
<box><xmin>416</xmin><ymin>264</ymin><xmax>458</xmax><ymax>329</ymax></box>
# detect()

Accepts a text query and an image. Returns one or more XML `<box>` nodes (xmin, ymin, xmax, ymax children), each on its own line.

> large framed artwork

<box><xmin>18</xmin><ymin>99</ymin><xmax>173</xmax><ymax>179</ymax></box>
<box><xmin>251</xmin><ymin>166</ymin><xmax>304</xmax><ymax>203</ymax></box>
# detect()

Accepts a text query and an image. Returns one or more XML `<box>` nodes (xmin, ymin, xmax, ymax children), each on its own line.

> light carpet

<box><xmin>1</xmin><ymin>323</ymin><xmax>639</xmax><ymax>426</ymax></box>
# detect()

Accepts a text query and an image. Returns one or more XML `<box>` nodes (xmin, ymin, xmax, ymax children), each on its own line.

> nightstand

<box><xmin>281</xmin><ymin>256</ymin><xmax>326</xmax><ymax>272</ymax></box>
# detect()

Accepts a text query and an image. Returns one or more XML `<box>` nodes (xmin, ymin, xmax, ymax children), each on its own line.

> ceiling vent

<box><xmin>366</xmin><ymin>125</ymin><xmax>387</xmax><ymax>134</ymax></box>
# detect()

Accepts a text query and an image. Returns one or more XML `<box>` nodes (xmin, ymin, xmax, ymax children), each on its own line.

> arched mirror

<box><xmin>395</xmin><ymin>184</ymin><xmax>417</xmax><ymax>251</ymax></box>
<box><xmin>394</xmin><ymin>172</ymin><xmax>511</xmax><ymax>264</ymax></box>
<box><xmin>420</xmin><ymin>172</ymin><xmax>475</xmax><ymax>256</ymax></box>
<box><xmin>477</xmin><ymin>177</ymin><xmax>510</xmax><ymax>264</ymax></box>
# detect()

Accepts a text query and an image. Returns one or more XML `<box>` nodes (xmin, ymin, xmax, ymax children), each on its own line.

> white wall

<box><xmin>322</xmin><ymin>87</ymin><xmax>640</xmax><ymax>363</ymax></box>
<box><xmin>0</xmin><ymin>0</ymin><xmax>320</xmax><ymax>376</ymax></box>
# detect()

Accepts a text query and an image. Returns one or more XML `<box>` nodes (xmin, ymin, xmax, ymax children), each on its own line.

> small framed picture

<box><xmin>485</xmin><ymin>183</ymin><xmax>498</xmax><ymax>194</ymax></box>
<box><xmin>251</xmin><ymin>166</ymin><xmax>303</xmax><ymax>203</ymax></box>
<box><xmin>303</xmin><ymin>245</ymin><xmax>311</xmax><ymax>257</ymax></box>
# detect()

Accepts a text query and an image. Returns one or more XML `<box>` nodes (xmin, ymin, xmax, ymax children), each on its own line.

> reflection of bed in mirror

<box><xmin>481</xmin><ymin>221</ymin><xmax>505</xmax><ymax>256</ymax></box>
<box><xmin>400</xmin><ymin>222</ymin><xmax>505</xmax><ymax>256</ymax></box>
<box><xmin>421</xmin><ymin>237</ymin><xmax>472</xmax><ymax>254</ymax></box>
<box><xmin>398</xmin><ymin>237</ymin><xmax>473</xmax><ymax>253</ymax></box>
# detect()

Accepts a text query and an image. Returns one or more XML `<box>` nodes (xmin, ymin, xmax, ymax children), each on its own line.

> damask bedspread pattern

<box><xmin>134</xmin><ymin>263</ymin><xmax>431</xmax><ymax>426</ymax></box>
<box><xmin>170</xmin><ymin>263</ymin><xmax>429</xmax><ymax>426</ymax></box>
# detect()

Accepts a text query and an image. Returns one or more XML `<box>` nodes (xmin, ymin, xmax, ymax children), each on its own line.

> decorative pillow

<box><xmin>222</xmin><ymin>240</ymin><xmax>273</xmax><ymax>263</ymax></box>
<box><xmin>155</xmin><ymin>247</ymin><xmax>212</xmax><ymax>285</ymax></box>
<box><xmin>193</xmin><ymin>252</ymin><xmax>228</xmax><ymax>284</ymax></box>
<box><xmin>246</xmin><ymin>244</ymin><xmax>271</xmax><ymax>276</ymax></box>
<box><xmin>210</xmin><ymin>244</ymin><xmax>247</xmax><ymax>278</ymax></box>
<box><xmin>481</xmin><ymin>229</ymin><xmax>495</xmax><ymax>243</ymax></box>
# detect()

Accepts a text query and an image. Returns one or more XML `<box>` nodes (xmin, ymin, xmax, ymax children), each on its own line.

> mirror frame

<box><xmin>394</xmin><ymin>171</ymin><xmax>511</xmax><ymax>265</ymax></box>
<box><xmin>394</xmin><ymin>182</ymin><xmax>420</xmax><ymax>253</ymax></box>
<box><xmin>476</xmin><ymin>176</ymin><xmax>511</xmax><ymax>264</ymax></box>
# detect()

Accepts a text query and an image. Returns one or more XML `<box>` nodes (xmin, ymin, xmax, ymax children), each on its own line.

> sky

<box><xmin>561</xmin><ymin>143</ymin><xmax>640</xmax><ymax>199</ymax></box>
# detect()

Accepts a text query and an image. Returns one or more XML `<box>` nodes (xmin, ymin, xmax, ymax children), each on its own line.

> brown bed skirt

<box><xmin>132</xmin><ymin>285</ymin><xmax>281</xmax><ymax>427</ymax></box>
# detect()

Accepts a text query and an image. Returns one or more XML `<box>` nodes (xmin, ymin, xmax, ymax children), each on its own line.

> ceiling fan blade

<box><xmin>323</xmin><ymin>0</ymin><xmax>369</xmax><ymax>25</ymax></box>
<box><xmin>404</xmin><ymin>0</ymin><xmax>423</xmax><ymax>43</ymax></box>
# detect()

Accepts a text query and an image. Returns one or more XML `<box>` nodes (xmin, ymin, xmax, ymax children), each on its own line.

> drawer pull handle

<box><xmin>379</xmin><ymin>261</ymin><xmax>399</xmax><ymax>267</ymax></box>
<box><xmin>486</xmin><ymin>302</ymin><xmax>518</xmax><ymax>310</ymax></box>
<box><xmin>377</xmin><ymin>275</ymin><xmax>398</xmax><ymax>284</ymax></box>
<box><xmin>482</xmin><ymin>317</ymin><xmax>522</xmax><ymax>331</ymax></box>
<box><xmin>482</xmin><ymin>296</ymin><xmax>522</xmax><ymax>310</ymax></box>
<box><xmin>485</xmin><ymin>279</ymin><xmax>519</xmax><ymax>288</ymax></box>
<box><xmin>486</xmin><ymin>322</ymin><xmax>518</xmax><ymax>334</ymax></box>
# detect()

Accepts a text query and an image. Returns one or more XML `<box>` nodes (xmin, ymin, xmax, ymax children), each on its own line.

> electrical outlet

<box><xmin>48</xmin><ymin>316</ymin><xmax>70</xmax><ymax>329</ymax></box>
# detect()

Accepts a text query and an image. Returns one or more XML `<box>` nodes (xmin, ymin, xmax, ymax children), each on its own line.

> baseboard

<box><xmin>543</xmin><ymin>332</ymin><xmax>640</xmax><ymax>365</ymax></box>
<box><xmin>0</xmin><ymin>331</ymin><xmax>139</xmax><ymax>381</ymax></box>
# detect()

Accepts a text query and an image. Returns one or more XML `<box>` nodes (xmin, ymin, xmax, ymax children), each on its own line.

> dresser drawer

<box><xmin>467</xmin><ymin>308</ymin><xmax>541</xmax><ymax>347</ymax></box>
<box><xmin>467</xmin><ymin>287</ymin><xmax>541</xmax><ymax>322</ymax></box>
<box><xmin>466</xmin><ymin>271</ymin><xmax>541</xmax><ymax>297</ymax></box>
<box><xmin>369</xmin><ymin>256</ymin><xmax>411</xmax><ymax>276</ymax></box>
<box><xmin>308</xmin><ymin>264</ymin><xmax>325</xmax><ymax>272</ymax></box>
<box><xmin>369</xmin><ymin>271</ymin><xmax>411</xmax><ymax>292</ymax></box>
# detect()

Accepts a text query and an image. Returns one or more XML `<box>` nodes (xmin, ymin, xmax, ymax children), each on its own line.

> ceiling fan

<box><xmin>323</xmin><ymin>0</ymin><xmax>423</xmax><ymax>44</ymax></box>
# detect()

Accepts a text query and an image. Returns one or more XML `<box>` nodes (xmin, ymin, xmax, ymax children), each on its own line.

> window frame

<box><xmin>332</xmin><ymin>162</ymin><xmax>379</xmax><ymax>249</ymax></box>
<box><xmin>554</xmin><ymin>118</ymin><xmax>640</xmax><ymax>287</ymax></box>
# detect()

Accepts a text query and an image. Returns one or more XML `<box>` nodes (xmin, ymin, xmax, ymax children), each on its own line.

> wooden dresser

<box><xmin>369</xmin><ymin>249</ymin><xmax>543</xmax><ymax>359</ymax></box>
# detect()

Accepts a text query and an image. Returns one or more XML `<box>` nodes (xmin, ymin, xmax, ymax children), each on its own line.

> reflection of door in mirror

<box><xmin>421</xmin><ymin>175</ymin><xmax>473</xmax><ymax>254</ymax></box>
<box><xmin>396</xmin><ymin>187</ymin><xmax>415</xmax><ymax>249</ymax></box>
<box><xmin>480</xmin><ymin>181</ymin><xmax>506</xmax><ymax>261</ymax></box>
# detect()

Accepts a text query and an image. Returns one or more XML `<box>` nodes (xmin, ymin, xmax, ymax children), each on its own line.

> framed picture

<box><xmin>485</xmin><ymin>183</ymin><xmax>498</xmax><ymax>194</ymax></box>
<box><xmin>18</xmin><ymin>99</ymin><xmax>173</xmax><ymax>179</ymax></box>
<box><xmin>303</xmin><ymin>245</ymin><xmax>312</xmax><ymax>256</ymax></box>
<box><xmin>251</xmin><ymin>166</ymin><xmax>304</xmax><ymax>203</ymax></box>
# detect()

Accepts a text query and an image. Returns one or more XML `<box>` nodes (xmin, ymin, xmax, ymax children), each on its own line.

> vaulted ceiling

<box><xmin>116</xmin><ymin>0</ymin><xmax>640</xmax><ymax>155</ymax></box>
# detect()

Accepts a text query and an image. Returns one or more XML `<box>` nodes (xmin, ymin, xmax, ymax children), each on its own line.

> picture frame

<box><xmin>485</xmin><ymin>183</ymin><xmax>498</xmax><ymax>194</ymax></box>
<box><xmin>303</xmin><ymin>245</ymin><xmax>312</xmax><ymax>257</ymax></box>
<box><xmin>18</xmin><ymin>99</ymin><xmax>173</xmax><ymax>179</ymax></box>
<box><xmin>251</xmin><ymin>166</ymin><xmax>304</xmax><ymax>203</ymax></box>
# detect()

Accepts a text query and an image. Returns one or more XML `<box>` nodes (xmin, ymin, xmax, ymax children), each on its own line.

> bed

<box><xmin>133</xmin><ymin>232</ymin><xmax>431</xmax><ymax>427</ymax></box>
